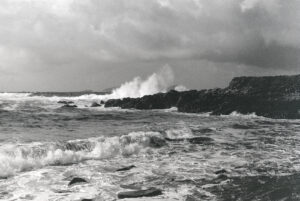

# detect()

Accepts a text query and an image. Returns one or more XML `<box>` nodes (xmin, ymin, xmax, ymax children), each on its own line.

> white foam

<box><xmin>0</xmin><ymin>131</ymin><xmax>165</xmax><ymax>177</ymax></box>
<box><xmin>165</xmin><ymin>122</ymin><xmax>194</xmax><ymax>139</ymax></box>
<box><xmin>0</xmin><ymin>92</ymin><xmax>32</xmax><ymax>99</ymax></box>
<box><xmin>174</xmin><ymin>85</ymin><xmax>188</xmax><ymax>92</ymax></box>
<box><xmin>163</xmin><ymin>107</ymin><xmax>178</xmax><ymax>112</ymax></box>
<box><xmin>221</xmin><ymin>111</ymin><xmax>259</xmax><ymax>118</ymax></box>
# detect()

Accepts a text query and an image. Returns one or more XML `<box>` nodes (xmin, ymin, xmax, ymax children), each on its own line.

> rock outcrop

<box><xmin>116</xmin><ymin>165</ymin><xmax>136</xmax><ymax>172</ymax></box>
<box><xmin>164</xmin><ymin>137</ymin><xmax>214</xmax><ymax>145</ymax></box>
<box><xmin>90</xmin><ymin>102</ymin><xmax>101</xmax><ymax>107</ymax></box>
<box><xmin>105</xmin><ymin>74</ymin><xmax>300</xmax><ymax>119</ymax></box>
<box><xmin>117</xmin><ymin>187</ymin><xmax>162</xmax><ymax>199</ymax></box>
<box><xmin>68</xmin><ymin>177</ymin><xmax>88</xmax><ymax>186</ymax></box>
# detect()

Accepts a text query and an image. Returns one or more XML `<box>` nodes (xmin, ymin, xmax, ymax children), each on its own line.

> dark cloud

<box><xmin>0</xmin><ymin>0</ymin><xmax>299</xmax><ymax>91</ymax></box>
<box><xmin>201</xmin><ymin>37</ymin><xmax>300</xmax><ymax>69</ymax></box>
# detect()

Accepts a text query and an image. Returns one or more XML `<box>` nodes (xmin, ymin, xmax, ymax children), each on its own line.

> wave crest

<box><xmin>0</xmin><ymin>66</ymin><xmax>188</xmax><ymax>110</ymax></box>
<box><xmin>0</xmin><ymin>132</ymin><xmax>166</xmax><ymax>177</ymax></box>
<box><xmin>110</xmin><ymin>65</ymin><xmax>174</xmax><ymax>99</ymax></box>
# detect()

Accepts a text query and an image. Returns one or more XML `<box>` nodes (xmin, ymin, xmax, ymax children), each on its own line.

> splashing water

<box><xmin>109</xmin><ymin>65</ymin><xmax>175</xmax><ymax>99</ymax></box>
<box><xmin>0</xmin><ymin>132</ymin><xmax>165</xmax><ymax>178</ymax></box>
<box><xmin>174</xmin><ymin>85</ymin><xmax>188</xmax><ymax>92</ymax></box>
<box><xmin>0</xmin><ymin>65</ymin><xmax>187</xmax><ymax>110</ymax></box>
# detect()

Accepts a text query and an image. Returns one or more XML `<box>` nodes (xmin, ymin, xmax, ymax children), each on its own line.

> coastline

<box><xmin>105</xmin><ymin>74</ymin><xmax>300</xmax><ymax>119</ymax></box>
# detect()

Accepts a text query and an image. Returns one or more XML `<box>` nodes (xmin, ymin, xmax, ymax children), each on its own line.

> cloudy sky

<box><xmin>0</xmin><ymin>0</ymin><xmax>299</xmax><ymax>91</ymax></box>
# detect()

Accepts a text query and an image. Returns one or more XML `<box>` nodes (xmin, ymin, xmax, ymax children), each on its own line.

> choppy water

<box><xmin>1</xmin><ymin>93</ymin><xmax>300</xmax><ymax>201</ymax></box>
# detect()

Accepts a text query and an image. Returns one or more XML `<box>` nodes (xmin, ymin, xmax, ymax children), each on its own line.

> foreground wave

<box><xmin>0</xmin><ymin>109</ymin><xmax>299</xmax><ymax>200</ymax></box>
<box><xmin>0</xmin><ymin>131</ymin><xmax>167</xmax><ymax>177</ymax></box>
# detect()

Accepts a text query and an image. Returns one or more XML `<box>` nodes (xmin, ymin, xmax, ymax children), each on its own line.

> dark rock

<box><xmin>227</xmin><ymin>75</ymin><xmax>300</xmax><ymax>96</ymax></box>
<box><xmin>90</xmin><ymin>102</ymin><xmax>101</xmax><ymax>107</ymax></box>
<box><xmin>216</xmin><ymin>174</ymin><xmax>229</xmax><ymax>180</ymax></box>
<box><xmin>165</xmin><ymin>137</ymin><xmax>213</xmax><ymax>145</ymax></box>
<box><xmin>194</xmin><ymin>128</ymin><xmax>214</xmax><ymax>134</ymax></box>
<box><xmin>54</xmin><ymin>189</ymin><xmax>72</xmax><ymax>193</ymax></box>
<box><xmin>116</xmin><ymin>165</ymin><xmax>136</xmax><ymax>172</ymax></box>
<box><xmin>58</xmin><ymin>100</ymin><xmax>74</xmax><ymax>104</ymax></box>
<box><xmin>117</xmin><ymin>187</ymin><xmax>162</xmax><ymax>199</ymax></box>
<box><xmin>148</xmin><ymin>136</ymin><xmax>167</xmax><ymax>147</ymax></box>
<box><xmin>215</xmin><ymin>169</ymin><xmax>228</xmax><ymax>175</ymax></box>
<box><xmin>68</xmin><ymin>177</ymin><xmax>88</xmax><ymax>186</ymax></box>
<box><xmin>81</xmin><ymin>199</ymin><xmax>93</xmax><ymax>201</ymax></box>
<box><xmin>105</xmin><ymin>74</ymin><xmax>300</xmax><ymax>119</ymax></box>
<box><xmin>187</xmin><ymin>137</ymin><xmax>214</xmax><ymax>144</ymax></box>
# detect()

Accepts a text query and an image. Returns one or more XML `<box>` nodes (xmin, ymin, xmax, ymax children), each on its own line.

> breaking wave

<box><xmin>0</xmin><ymin>132</ymin><xmax>166</xmax><ymax>177</ymax></box>
<box><xmin>109</xmin><ymin>65</ymin><xmax>174</xmax><ymax>99</ymax></box>
<box><xmin>0</xmin><ymin>66</ymin><xmax>187</xmax><ymax>109</ymax></box>
<box><xmin>221</xmin><ymin>111</ymin><xmax>259</xmax><ymax>118</ymax></box>
<box><xmin>0</xmin><ymin>92</ymin><xmax>32</xmax><ymax>100</ymax></box>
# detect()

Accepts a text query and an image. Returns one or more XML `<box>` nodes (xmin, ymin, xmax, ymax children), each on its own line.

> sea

<box><xmin>0</xmin><ymin>92</ymin><xmax>300</xmax><ymax>201</ymax></box>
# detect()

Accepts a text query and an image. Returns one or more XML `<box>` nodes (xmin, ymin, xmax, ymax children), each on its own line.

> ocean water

<box><xmin>1</xmin><ymin>93</ymin><xmax>300</xmax><ymax>201</ymax></box>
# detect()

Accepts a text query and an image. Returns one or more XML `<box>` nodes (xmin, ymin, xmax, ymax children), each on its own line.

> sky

<box><xmin>0</xmin><ymin>0</ymin><xmax>300</xmax><ymax>92</ymax></box>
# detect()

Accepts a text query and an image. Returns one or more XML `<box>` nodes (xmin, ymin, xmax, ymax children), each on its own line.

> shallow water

<box><xmin>1</xmin><ymin>93</ymin><xmax>300</xmax><ymax>200</ymax></box>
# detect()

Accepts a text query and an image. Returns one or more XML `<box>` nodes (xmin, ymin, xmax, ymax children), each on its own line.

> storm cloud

<box><xmin>0</xmin><ymin>0</ymin><xmax>299</xmax><ymax>91</ymax></box>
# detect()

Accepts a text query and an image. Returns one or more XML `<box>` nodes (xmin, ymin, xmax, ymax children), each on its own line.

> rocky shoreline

<box><xmin>105</xmin><ymin>74</ymin><xmax>300</xmax><ymax>119</ymax></box>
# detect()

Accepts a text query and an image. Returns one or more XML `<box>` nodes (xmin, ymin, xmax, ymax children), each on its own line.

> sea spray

<box><xmin>0</xmin><ymin>66</ymin><xmax>187</xmax><ymax>110</ymax></box>
<box><xmin>110</xmin><ymin>65</ymin><xmax>175</xmax><ymax>99</ymax></box>
<box><xmin>174</xmin><ymin>85</ymin><xmax>188</xmax><ymax>92</ymax></box>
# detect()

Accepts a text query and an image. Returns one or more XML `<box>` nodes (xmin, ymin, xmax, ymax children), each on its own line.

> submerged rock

<box><xmin>195</xmin><ymin>128</ymin><xmax>214</xmax><ymax>134</ymax></box>
<box><xmin>90</xmin><ymin>102</ymin><xmax>101</xmax><ymax>107</ymax></box>
<box><xmin>216</xmin><ymin>174</ymin><xmax>229</xmax><ymax>181</ymax></box>
<box><xmin>148</xmin><ymin>136</ymin><xmax>167</xmax><ymax>147</ymax></box>
<box><xmin>68</xmin><ymin>177</ymin><xmax>88</xmax><ymax>186</ymax></box>
<box><xmin>117</xmin><ymin>187</ymin><xmax>162</xmax><ymax>199</ymax></box>
<box><xmin>164</xmin><ymin>137</ymin><xmax>213</xmax><ymax>145</ymax></box>
<box><xmin>214</xmin><ymin>169</ymin><xmax>228</xmax><ymax>175</ymax></box>
<box><xmin>116</xmin><ymin>165</ymin><xmax>136</xmax><ymax>172</ymax></box>
<box><xmin>187</xmin><ymin>137</ymin><xmax>214</xmax><ymax>144</ymax></box>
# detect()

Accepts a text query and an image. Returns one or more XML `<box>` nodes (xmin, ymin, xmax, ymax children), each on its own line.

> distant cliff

<box><xmin>105</xmin><ymin>74</ymin><xmax>300</xmax><ymax>119</ymax></box>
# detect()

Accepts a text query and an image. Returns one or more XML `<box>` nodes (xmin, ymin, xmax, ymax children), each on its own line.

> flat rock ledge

<box><xmin>117</xmin><ymin>187</ymin><xmax>162</xmax><ymax>199</ymax></box>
